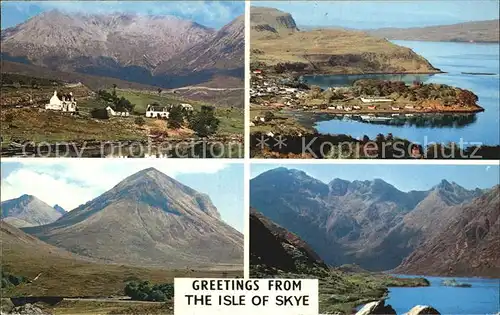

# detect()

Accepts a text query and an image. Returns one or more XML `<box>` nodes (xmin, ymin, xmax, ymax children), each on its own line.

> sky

<box><xmin>253</xmin><ymin>0</ymin><xmax>500</xmax><ymax>29</ymax></box>
<box><xmin>251</xmin><ymin>163</ymin><xmax>500</xmax><ymax>192</ymax></box>
<box><xmin>1</xmin><ymin>160</ymin><xmax>244</xmax><ymax>232</ymax></box>
<box><xmin>0</xmin><ymin>1</ymin><xmax>244</xmax><ymax>29</ymax></box>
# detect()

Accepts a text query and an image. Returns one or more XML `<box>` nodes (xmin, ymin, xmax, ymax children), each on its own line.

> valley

<box><xmin>249</xmin><ymin>165</ymin><xmax>500</xmax><ymax>314</ymax></box>
<box><xmin>1</xmin><ymin>165</ymin><xmax>244</xmax><ymax>315</ymax></box>
<box><xmin>0</xmin><ymin>72</ymin><xmax>244</xmax><ymax>158</ymax></box>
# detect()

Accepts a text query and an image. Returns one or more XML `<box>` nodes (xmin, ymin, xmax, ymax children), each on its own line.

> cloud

<box><xmin>1</xmin><ymin>160</ymin><xmax>230</xmax><ymax>211</ymax></box>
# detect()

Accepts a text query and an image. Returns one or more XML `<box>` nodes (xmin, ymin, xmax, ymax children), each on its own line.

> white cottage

<box><xmin>146</xmin><ymin>104</ymin><xmax>169</xmax><ymax>119</ymax></box>
<box><xmin>45</xmin><ymin>91</ymin><xmax>77</xmax><ymax>112</ymax></box>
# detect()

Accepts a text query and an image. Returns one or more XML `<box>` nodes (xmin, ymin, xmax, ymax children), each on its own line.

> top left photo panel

<box><xmin>1</xmin><ymin>1</ymin><xmax>245</xmax><ymax>158</ymax></box>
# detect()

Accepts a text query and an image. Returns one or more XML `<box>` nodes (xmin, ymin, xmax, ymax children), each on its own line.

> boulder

<box><xmin>356</xmin><ymin>300</ymin><xmax>396</xmax><ymax>315</ymax></box>
<box><xmin>7</xmin><ymin>304</ymin><xmax>51</xmax><ymax>315</ymax></box>
<box><xmin>406</xmin><ymin>305</ymin><xmax>441</xmax><ymax>315</ymax></box>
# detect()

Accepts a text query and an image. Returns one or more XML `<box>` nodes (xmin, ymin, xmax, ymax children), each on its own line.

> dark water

<box><xmin>303</xmin><ymin>41</ymin><xmax>500</xmax><ymax>146</ymax></box>
<box><xmin>385</xmin><ymin>275</ymin><xmax>500</xmax><ymax>314</ymax></box>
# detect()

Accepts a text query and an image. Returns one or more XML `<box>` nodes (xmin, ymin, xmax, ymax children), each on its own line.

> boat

<box><xmin>360</xmin><ymin>115</ymin><xmax>392</xmax><ymax>122</ymax></box>
<box><xmin>441</xmin><ymin>279</ymin><xmax>472</xmax><ymax>288</ymax></box>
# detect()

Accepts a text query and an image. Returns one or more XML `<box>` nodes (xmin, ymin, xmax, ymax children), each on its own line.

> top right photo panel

<box><xmin>249</xmin><ymin>0</ymin><xmax>500</xmax><ymax>159</ymax></box>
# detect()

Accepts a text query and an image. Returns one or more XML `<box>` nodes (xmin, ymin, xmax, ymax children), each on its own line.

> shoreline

<box><xmin>298</xmin><ymin>69</ymin><xmax>446</xmax><ymax>77</ymax></box>
<box><xmin>301</xmin><ymin>105</ymin><xmax>484</xmax><ymax>116</ymax></box>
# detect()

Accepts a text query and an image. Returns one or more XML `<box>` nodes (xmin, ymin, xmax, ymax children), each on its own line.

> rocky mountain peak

<box><xmin>328</xmin><ymin>178</ymin><xmax>350</xmax><ymax>196</ymax></box>
<box><xmin>1</xmin><ymin>195</ymin><xmax>63</xmax><ymax>227</ymax></box>
<box><xmin>53</xmin><ymin>204</ymin><xmax>67</xmax><ymax>215</ymax></box>
<box><xmin>251</xmin><ymin>6</ymin><xmax>299</xmax><ymax>34</ymax></box>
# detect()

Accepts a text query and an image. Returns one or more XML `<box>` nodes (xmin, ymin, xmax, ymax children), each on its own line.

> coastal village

<box><xmin>250</xmin><ymin>69</ymin><xmax>484</xmax><ymax>125</ymax></box>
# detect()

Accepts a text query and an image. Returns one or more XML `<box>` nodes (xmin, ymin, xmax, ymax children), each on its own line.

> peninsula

<box><xmin>251</xmin><ymin>7</ymin><xmax>442</xmax><ymax>75</ymax></box>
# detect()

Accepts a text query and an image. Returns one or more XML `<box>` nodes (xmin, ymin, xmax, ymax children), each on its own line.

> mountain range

<box><xmin>1</xmin><ymin>195</ymin><xmax>64</xmax><ymax>228</ymax></box>
<box><xmin>250</xmin><ymin>7</ymin><xmax>440</xmax><ymax>75</ymax></box>
<box><xmin>368</xmin><ymin>19</ymin><xmax>500</xmax><ymax>43</ymax></box>
<box><xmin>3</xmin><ymin>168</ymin><xmax>243</xmax><ymax>269</ymax></box>
<box><xmin>250</xmin><ymin>167</ymin><xmax>499</xmax><ymax>276</ymax></box>
<box><xmin>1</xmin><ymin>10</ymin><xmax>244</xmax><ymax>88</ymax></box>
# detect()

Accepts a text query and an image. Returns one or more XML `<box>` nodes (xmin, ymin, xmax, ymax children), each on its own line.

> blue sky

<box><xmin>251</xmin><ymin>164</ymin><xmax>499</xmax><ymax>192</ymax></box>
<box><xmin>1</xmin><ymin>160</ymin><xmax>244</xmax><ymax>232</ymax></box>
<box><xmin>253</xmin><ymin>1</ymin><xmax>500</xmax><ymax>29</ymax></box>
<box><xmin>1</xmin><ymin>1</ymin><xmax>244</xmax><ymax>29</ymax></box>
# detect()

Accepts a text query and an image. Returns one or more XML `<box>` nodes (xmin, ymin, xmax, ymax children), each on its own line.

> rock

<box><xmin>0</xmin><ymin>298</ymin><xmax>14</xmax><ymax>314</ymax></box>
<box><xmin>7</xmin><ymin>304</ymin><xmax>51</xmax><ymax>315</ymax></box>
<box><xmin>355</xmin><ymin>300</ymin><xmax>396</xmax><ymax>315</ymax></box>
<box><xmin>406</xmin><ymin>305</ymin><xmax>441</xmax><ymax>315</ymax></box>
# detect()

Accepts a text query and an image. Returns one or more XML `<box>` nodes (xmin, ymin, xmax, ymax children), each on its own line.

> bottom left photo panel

<box><xmin>1</xmin><ymin>159</ymin><xmax>244</xmax><ymax>315</ymax></box>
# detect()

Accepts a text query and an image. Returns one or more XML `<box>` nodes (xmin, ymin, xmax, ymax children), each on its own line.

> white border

<box><xmin>243</xmin><ymin>0</ymin><xmax>251</xmax><ymax>279</ymax></box>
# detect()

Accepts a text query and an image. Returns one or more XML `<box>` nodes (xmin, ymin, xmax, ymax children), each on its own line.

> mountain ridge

<box><xmin>1</xmin><ymin>10</ymin><xmax>244</xmax><ymax>88</ymax></box>
<box><xmin>250</xmin><ymin>167</ymin><xmax>489</xmax><ymax>272</ymax></box>
<box><xmin>1</xmin><ymin>194</ymin><xmax>63</xmax><ymax>227</ymax></box>
<box><xmin>368</xmin><ymin>19</ymin><xmax>500</xmax><ymax>43</ymax></box>
<box><xmin>23</xmin><ymin>167</ymin><xmax>243</xmax><ymax>268</ymax></box>
<box><xmin>395</xmin><ymin>186</ymin><xmax>500</xmax><ymax>277</ymax></box>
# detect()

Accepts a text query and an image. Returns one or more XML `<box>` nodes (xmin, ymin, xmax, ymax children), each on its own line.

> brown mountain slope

<box><xmin>250</xmin><ymin>208</ymin><xmax>328</xmax><ymax>275</ymax></box>
<box><xmin>1</xmin><ymin>221</ymin><xmax>240</xmax><ymax>297</ymax></box>
<box><xmin>250</xmin><ymin>6</ymin><xmax>299</xmax><ymax>34</ymax></box>
<box><xmin>250</xmin><ymin>7</ymin><xmax>440</xmax><ymax>75</ymax></box>
<box><xmin>395</xmin><ymin>186</ymin><xmax>500</xmax><ymax>277</ymax></box>
<box><xmin>1</xmin><ymin>60</ymin><xmax>158</xmax><ymax>91</ymax></box>
<box><xmin>1</xmin><ymin>195</ymin><xmax>62</xmax><ymax>227</ymax></box>
<box><xmin>155</xmin><ymin>15</ymin><xmax>244</xmax><ymax>76</ymax></box>
<box><xmin>23</xmin><ymin>168</ymin><xmax>243</xmax><ymax>269</ymax></box>
<box><xmin>369</xmin><ymin>20</ymin><xmax>500</xmax><ymax>43</ymax></box>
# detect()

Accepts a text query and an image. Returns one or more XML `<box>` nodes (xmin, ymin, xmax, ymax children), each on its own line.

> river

<box><xmin>385</xmin><ymin>275</ymin><xmax>500</xmax><ymax>314</ymax></box>
<box><xmin>303</xmin><ymin>41</ymin><xmax>500</xmax><ymax>147</ymax></box>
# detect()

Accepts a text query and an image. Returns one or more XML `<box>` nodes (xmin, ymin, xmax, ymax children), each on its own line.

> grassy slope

<box><xmin>251</xmin><ymin>266</ymin><xmax>428</xmax><ymax>314</ymax></box>
<box><xmin>114</xmin><ymin>90</ymin><xmax>243</xmax><ymax>135</ymax></box>
<box><xmin>1</xmin><ymin>89</ymin><xmax>243</xmax><ymax>143</ymax></box>
<box><xmin>252</xmin><ymin>28</ymin><xmax>439</xmax><ymax>73</ymax></box>
<box><xmin>1</xmin><ymin>61</ymin><xmax>158</xmax><ymax>91</ymax></box>
<box><xmin>1</xmin><ymin>222</ymin><xmax>242</xmax><ymax>297</ymax></box>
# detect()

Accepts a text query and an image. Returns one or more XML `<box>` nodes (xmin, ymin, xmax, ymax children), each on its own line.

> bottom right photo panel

<box><xmin>249</xmin><ymin>163</ymin><xmax>499</xmax><ymax>315</ymax></box>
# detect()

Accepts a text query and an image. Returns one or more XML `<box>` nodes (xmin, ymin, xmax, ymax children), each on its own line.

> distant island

<box><xmin>368</xmin><ymin>19</ymin><xmax>500</xmax><ymax>43</ymax></box>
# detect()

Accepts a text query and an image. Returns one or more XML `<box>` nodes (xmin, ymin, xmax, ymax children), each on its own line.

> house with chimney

<box><xmin>45</xmin><ymin>91</ymin><xmax>77</xmax><ymax>112</ymax></box>
<box><xmin>146</xmin><ymin>104</ymin><xmax>170</xmax><ymax>119</ymax></box>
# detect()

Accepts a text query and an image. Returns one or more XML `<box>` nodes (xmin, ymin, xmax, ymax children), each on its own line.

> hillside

<box><xmin>250</xmin><ymin>208</ymin><xmax>328</xmax><ymax>275</ymax></box>
<box><xmin>154</xmin><ymin>15</ymin><xmax>244</xmax><ymax>85</ymax></box>
<box><xmin>23</xmin><ymin>168</ymin><xmax>244</xmax><ymax>268</ymax></box>
<box><xmin>249</xmin><ymin>210</ymin><xmax>431</xmax><ymax>314</ymax></box>
<box><xmin>1</xmin><ymin>60</ymin><xmax>159</xmax><ymax>91</ymax></box>
<box><xmin>395</xmin><ymin>186</ymin><xmax>500</xmax><ymax>277</ymax></box>
<box><xmin>368</xmin><ymin>19</ymin><xmax>500</xmax><ymax>43</ymax></box>
<box><xmin>1</xmin><ymin>221</ymin><xmax>240</xmax><ymax>297</ymax></box>
<box><xmin>250</xmin><ymin>7</ymin><xmax>299</xmax><ymax>34</ymax></box>
<box><xmin>1</xmin><ymin>11</ymin><xmax>244</xmax><ymax>88</ymax></box>
<box><xmin>250</xmin><ymin>167</ymin><xmax>489</xmax><ymax>272</ymax></box>
<box><xmin>250</xmin><ymin>7</ymin><xmax>440</xmax><ymax>75</ymax></box>
<box><xmin>1</xmin><ymin>195</ymin><xmax>63</xmax><ymax>227</ymax></box>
